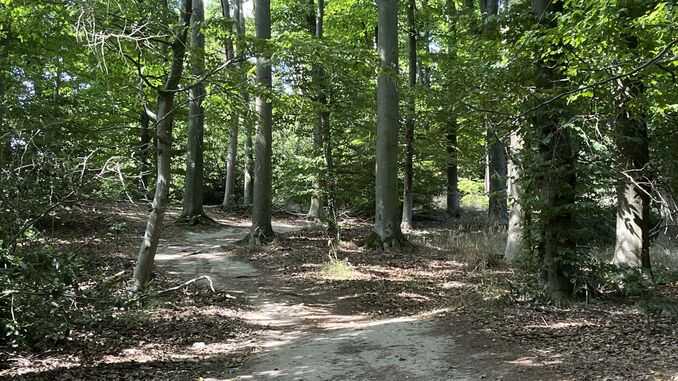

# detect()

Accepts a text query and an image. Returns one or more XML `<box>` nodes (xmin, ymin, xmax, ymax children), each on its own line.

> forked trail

<box><xmin>155</xmin><ymin>221</ymin><xmax>553</xmax><ymax>381</ymax></box>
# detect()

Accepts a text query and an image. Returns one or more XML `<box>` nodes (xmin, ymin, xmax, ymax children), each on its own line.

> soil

<box><xmin>2</xmin><ymin>204</ymin><xmax>677</xmax><ymax>380</ymax></box>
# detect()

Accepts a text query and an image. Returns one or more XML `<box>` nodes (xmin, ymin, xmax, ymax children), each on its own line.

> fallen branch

<box><xmin>156</xmin><ymin>275</ymin><xmax>216</xmax><ymax>295</ymax></box>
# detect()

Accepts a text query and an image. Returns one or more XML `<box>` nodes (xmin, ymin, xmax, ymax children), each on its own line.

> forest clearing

<box><xmin>1</xmin><ymin>0</ymin><xmax>678</xmax><ymax>379</ymax></box>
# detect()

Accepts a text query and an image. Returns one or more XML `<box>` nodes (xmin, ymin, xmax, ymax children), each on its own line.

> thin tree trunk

<box><xmin>317</xmin><ymin>0</ymin><xmax>336</xmax><ymax>232</ymax></box>
<box><xmin>243</xmin><ymin>95</ymin><xmax>254</xmax><ymax>205</ymax></box>
<box><xmin>446</xmin><ymin>118</ymin><xmax>460</xmax><ymax>217</ymax></box>
<box><xmin>401</xmin><ymin>0</ymin><xmax>416</xmax><ymax>230</ymax></box>
<box><xmin>445</xmin><ymin>0</ymin><xmax>460</xmax><ymax>218</ymax></box>
<box><xmin>250</xmin><ymin>0</ymin><xmax>274</xmax><ymax>242</ymax></box>
<box><xmin>504</xmin><ymin>131</ymin><xmax>523</xmax><ymax>260</ymax></box>
<box><xmin>372</xmin><ymin>0</ymin><xmax>403</xmax><ymax>248</ymax></box>
<box><xmin>138</xmin><ymin>110</ymin><xmax>152</xmax><ymax>194</ymax></box>
<box><xmin>222</xmin><ymin>0</ymin><xmax>239</xmax><ymax>209</ymax></box>
<box><xmin>182</xmin><ymin>0</ymin><xmax>206</xmax><ymax>222</ymax></box>
<box><xmin>307</xmin><ymin>0</ymin><xmax>323</xmax><ymax>220</ymax></box>
<box><xmin>234</xmin><ymin>0</ymin><xmax>253</xmax><ymax>207</ymax></box>
<box><xmin>134</xmin><ymin>0</ymin><xmax>192</xmax><ymax>291</ymax></box>
<box><xmin>483</xmin><ymin>0</ymin><xmax>507</xmax><ymax>226</ymax></box>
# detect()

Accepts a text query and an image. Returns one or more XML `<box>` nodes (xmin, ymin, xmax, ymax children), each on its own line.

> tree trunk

<box><xmin>138</xmin><ymin>110</ymin><xmax>152</xmax><ymax>194</ymax></box>
<box><xmin>222</xmin><ymin>0</ymin><xmax>239</xmax><ymax>209</ymax></box>
<box><xmin>532</xmin><ymin>0</ymin><xmax>575</xmax><ymax>302</ymax></box>
<box><xmin>483</xmin><ymin>0</ymin><xmax>507</xmax><ymax>226</ymax></box>
<box><xmin>372</xmin><ymin>0</ymin><xmax>404</xmax><ymax>248</ymax></box>
<box><xmin>401</xmin><ymin>0</ymin><xmax>416</xmax><ymax>230</ymax></box>
<box><xmin>612</xmin><ymin>1</ymin><xmax>651</xmax><ymax>274</ymax></box>
<box><xmin>504</xmin><ymin>131</ymin><xmax>523</xmax><ymax>260</ymax></box>
<box><xmin>446</xmin><ymin>119</ymin><xmax>460</xmax><ymax>217</ymax></box>
<box><xmin>134</xmin><ymin>0</ymin><xmax>192</xmax><ymax>291</ymax></box>
<box><xmin>307</xmin><ymin>0</ymin><xmax>323</xmax><ymax>220</ymax></box>
<box><xmin>243</xmin><ymin>96</ymin><xmax>254</xmax><ymax>206</ymax></box>
<box><xmin>613</xmin><ymin>79</ymin><xmax>650</xmax><ymax>271</ymax></box>
<box><xmin>487</xmin><ymin>129</ymin><xmax>507</xmax><ymax>226</ymax></box>
<box><xmin>182</xmin><ymin>0</ymin><xmax>206</xmax><ymax>222</ymax></box>
<box><xmin>445</xmin><ymin>0</ymin><xmax>460</xmax><ymax>218</ymax></box>
<box><xmin>250</xmin><ymin>0</ymin><xmax>274</xmax><ymax>242</ymax></box>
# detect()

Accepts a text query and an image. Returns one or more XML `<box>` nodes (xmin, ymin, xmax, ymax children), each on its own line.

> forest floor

<box><xmin>2</xmin><ymin>202</ymin><xmax>678</xmax><ymax>380</ymax></box>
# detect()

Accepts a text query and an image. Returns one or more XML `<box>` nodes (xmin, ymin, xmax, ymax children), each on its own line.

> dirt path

<box><xmin>154</xmin><ymin>222</ymin><xmax>554</xmax><ymax>381</ymax></box>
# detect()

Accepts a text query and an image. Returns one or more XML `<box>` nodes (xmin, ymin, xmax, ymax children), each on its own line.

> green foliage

<box><xmin>1</xmin><ymin>244</ymin><xmax>82</xmax><ymax>347</ymax></box>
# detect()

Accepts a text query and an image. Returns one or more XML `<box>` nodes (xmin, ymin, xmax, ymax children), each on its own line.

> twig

<box><xmin>156</xmin><ymin>275</ymin><xmax>216</xmax><ymax>295</ymax></box>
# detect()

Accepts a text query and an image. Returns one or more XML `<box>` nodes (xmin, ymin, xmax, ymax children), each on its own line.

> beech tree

<box><xmin>612</xmin><ymin>0</ymin><xmax>651</xmax><ymax>272</ymax></box>
<box><xmin>400</xmin><ymin>0</ymin><xmax>416</xmax><ymax>230</ymax></box>
<box><xmin>250</xmin><ymin>0</ymin><xmax>275</xmax><ymax>242</ymax></box>
<box><xmin>531</xmin><ymin>0</ymin><xmax>577</xmax><ymax>301</ymax></box>
<box><xmin>372</xmin><ymin>0</ymin><xmax>404</xmax><ymax>248</ymax></box>
<box><xmin>222</xmin><ymin>0</ymin><xmax>238</xmax><ymax>209</ymax></box>
<box><xmin>134</xmin><ymin>0</ymin><xmax>192</xmax><ymax>290</ymax></box>
<box><xmin>181</xmin><ymin>0</ymin><xmax>207</xmax><ymax>223</ymax></box>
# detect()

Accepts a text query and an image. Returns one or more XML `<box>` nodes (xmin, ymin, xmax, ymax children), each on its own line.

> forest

<box><xmin>1</xmin><ymin>0</ymin><xmax>677</xmax><ymax>379</ymax></box>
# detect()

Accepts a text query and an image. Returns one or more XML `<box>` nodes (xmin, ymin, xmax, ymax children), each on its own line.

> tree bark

<box><xmin>134</xmin><ymin>0</ymin><xmax>192</xmax><ymax>291</ymax></box>
<box><xmin>532</xmin><ymin>0</ymin><xmax>576</xmax><ymax>301</ymax></box>
<box><xmin>613</xmin><ymin>79</ymin><xmax>650</xmax><ymax>271</ymax></box>
<box><xmin>487</xmin><ymin>129</ymin><xmax>507</xmax><ymax>226</ymax></box>
<box><xmin>401</xmin><ymin>0</ymin><xmax>416</xmax><ymax>230</ymax></box>
<box><xmin>372</xmin><ymin>0</ymin><xmax>404</xmax><ymax>248</ymax></box>
<box><xmin>504</xmin><ymin>131</ymin><xmax>523</xmax><ymax>260</ymax></box>
<box><xmin>251</xmin><ymin>0</ymin><xmax>275</xmax><ymax>242</ymax></box>
<box><xmin>222</xmin><ymin>0</ymin><xmax>239</xmax><ymax>209</ymax></box>
<box><xmin>182</xmin><ymin>0</ymin><xmax>206</xmax><ymax>222</ymax></box>
<box><xmin>307</xmin><ymin>0</ymin><xmax>323</xmax><ymax>220</ymax></box>
<box><xmin>445</xmin><ymin>0</ymin><xmax>460</xmax><ymax>218</ymax></box>
<box><xmin>138</xmin><ymin>109</ymin><xmax>152</xmax><ymax>194</ymax></box>
<box><xmin>483</xmin><ymin>0</ymin><xmax>507</xmax><ymax>226</ymax></box>
<box><xmin>243</xmin><ymin>96</ymin><xmax>254</xmax><ymax>206</ymax></box>
<box><xmin>612</xmin><ymin>1</ymin><xmax>651</xmax><ymax>273</ymax></box>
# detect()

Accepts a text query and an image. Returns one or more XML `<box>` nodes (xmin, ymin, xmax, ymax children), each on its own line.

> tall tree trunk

<box><xmin>134</xmin><ymin>0</ymin><xmax>192</xmax><ymax>291</ymax></box>
<box><xmin>182</xmin><ymin>0</ymin><xmax>206</xmax><ymax>222</ymax></box>
<box><xmin>532</xmin><ymin>0</ymin><xmax>576</xmax><ymax>301</ymax></box>
<box><xmin>483</xmin><ymin>0</ymin><xmax>507</xmax><ymax>226</ymax></box>
<box><xmin>613</xmin><ymin>79</ymin><xmax>650</xmax><ymax>271</ymax></box>
<box><xmin>307</xmin><ymin>0</ymin><xmax>323</xmax><ymax>220</ymax></box>
<box><xmin>372</xmin><ymin>0</ymin><xmax>404</xmax><ymax>248</ymax></box>
<box><xmin>613</xmin><ymin>1</ymin><xmax>651</xmax><ymax>273</ymax></box>
<box><xmin>222</xmin><ymin>0</ymin><xmax>239</xmax><ymax>209</ymax></box>
<box><xmin>243</xmin><ymin>96</ymin><xmax>254</xmax><ymax>205</ymax></box>
<box><xmin>314</xmin><ymin>0</ymin><xmax>337</xmax><ymax>231</ymax></box>
<box><xmin>504</xmin><ymin>131</ymin><xmax>523</xmax><ymax>260</ymax></box>
<box><xmin>250</xmin><ymin>0</ymin><xmax>274</xmax><ymax>242</ymax></box>
<box><xmin>445</xmin><ymin>0</ymin><xmax>460</xmax><ymax>218</ymax></box>
<box><xmin>138</xmin><ymin>109</ymin><xmax>152</xmax><ymax>194</ymax></box>
<box><xmin>401</xmin><ymin>0</ymin><xmax>416</xmax><ymax>230</ymax></box>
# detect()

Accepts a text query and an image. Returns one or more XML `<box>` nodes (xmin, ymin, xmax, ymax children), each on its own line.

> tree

<box><xmin>445</xmin><ymin>0</ymin><xmax>460</xmax><ymax>218</ymax></box>
<box><xmin>504</xmin><ymin>131</ymin><xmax>523</xmax><ymax>260</ymax></box>
<box><xmin>612</xmin><ymin>0</ymin><xmax>651</xmax><ymax>272</ymax></box>
<box><xmin>482</xmin><ymin>0</ymin><xmax>507</xmax><ymax>227</ymax></box>
<box><xmin>531</xmin><ymin>0</ymin><xmax>577</xmax><ymax>301</ymax></box>
<box><xmin>250</xmin><ymin>0</ymin><xmax>275</xmax><ymax>242</ymax></box>
<box><xmin>222</xmin><ymin>0</ymin><xmax>238</xmax><ymax>209</ymax></box>
<box><xmin>134</xmin><ymin>0</ymin><xmax>192</xmax><ymax>290</ymax></box>
<box><xmin>400</xmin><ymin>0</ymin><xmax>416</xmax><ymax>230</ymax></box>
<box><xmin>307</xmin><ymin>0</ymin><xmax>323</xmax><ymax>220</ymax></box>
<box><xmin>181</xmin><ymin>0</ymin><xmax>207</xmax><ymax>222</ymax></box>
<box><xmin>371</xmin><ymin>0</ymin><xmax>404</xmax><ymax>248</ymax></box>
<box><xmin>138</xmin><ymin>108</ymin><xmax>152</xmax><ymax>194</ymax></box>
